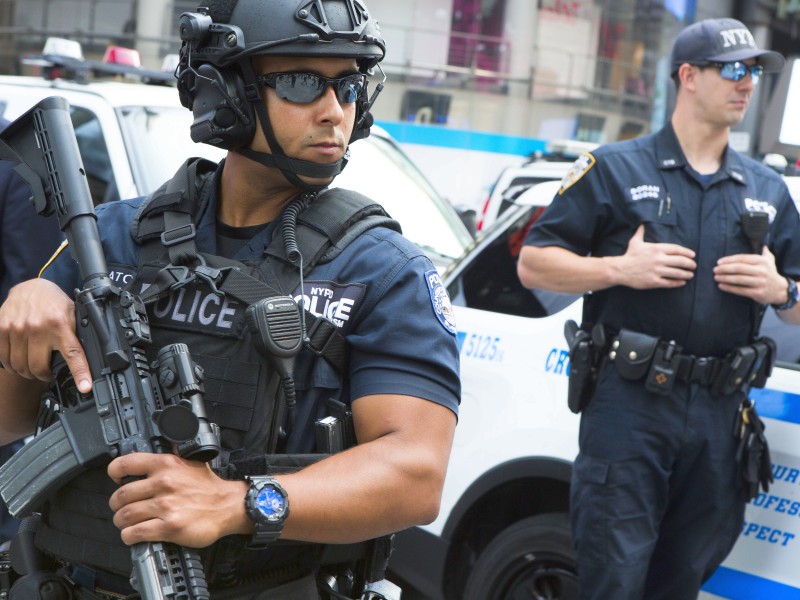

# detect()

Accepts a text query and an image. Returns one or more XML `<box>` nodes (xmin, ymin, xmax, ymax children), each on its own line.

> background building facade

<box><xmin>0</xmin><ymin>0</ymin><xmax>797</xmax><ymax>206</ymax></box>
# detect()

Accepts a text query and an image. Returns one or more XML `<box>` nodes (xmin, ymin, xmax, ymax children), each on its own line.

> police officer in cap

<box><xmin>518</xmin><ymin>17</ymin><xmax>800</xmax><ymax>599</ymax></box>
<box><xmin>0</xmin><ymin>0</ymin><xmax>459</xmax><ymax>598</ymax></box>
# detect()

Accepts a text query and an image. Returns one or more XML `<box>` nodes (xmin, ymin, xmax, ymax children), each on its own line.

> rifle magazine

<box><xmin>0</xmin><ymin>420</ymin><xmax>82</xmax><ymax>517</ymax></box>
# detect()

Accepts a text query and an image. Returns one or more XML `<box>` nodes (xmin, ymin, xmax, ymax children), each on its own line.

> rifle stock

<box><xmin>0</xmin><ymin>97</ymin><xmax>218</xmax><ymax>600</ymax></box>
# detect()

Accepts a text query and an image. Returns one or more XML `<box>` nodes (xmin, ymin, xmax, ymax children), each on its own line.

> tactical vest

<box><xmin>34</xmin><ymin>158</ymin><xmax>401</xmax><ymax>592</ymax></box>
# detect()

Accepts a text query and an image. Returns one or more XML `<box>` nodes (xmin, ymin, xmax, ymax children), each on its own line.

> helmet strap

<box><xmin>238</xmin><ymin>60</ymin><xmax>348</xmax><ymax>192</ymax></box>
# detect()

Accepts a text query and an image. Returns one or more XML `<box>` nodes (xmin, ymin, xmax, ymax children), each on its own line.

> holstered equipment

<box><xmin>733</xmin><ymin>399</ymin><xmax>773</xmax><ymax>502</ymax></box>
<box><xmin>564</xmin><ymin>320</ymin><xmax>606</xmax><ymax>413</ymax></box>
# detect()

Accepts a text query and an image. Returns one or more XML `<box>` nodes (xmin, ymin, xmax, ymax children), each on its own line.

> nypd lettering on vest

<box><xmin>293</xmin><ymin>280</ymin><xmax>366</xmax><ymax>334</ymax></box>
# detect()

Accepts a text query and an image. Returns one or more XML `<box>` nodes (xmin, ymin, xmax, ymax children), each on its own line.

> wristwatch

<box><xmin>772</xmin><ymin>276</ymin><xmax>799</xmax><ymax>311</ymax></box>
<box><xmin>244</xmin><ymin>476</ymin><xmax>290</xmax><ymax>548</ymax></box>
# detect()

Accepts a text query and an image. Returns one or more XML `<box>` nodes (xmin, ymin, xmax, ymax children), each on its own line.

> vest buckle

<box><xmin>193</xmin><ymin>265</ymin><xmax>226</xmax><ymax>295</ymax></box>
<box><xmin>161</xmin><ymin>223</ymin><xmax>196</xmax><ymax>247</ymax></box>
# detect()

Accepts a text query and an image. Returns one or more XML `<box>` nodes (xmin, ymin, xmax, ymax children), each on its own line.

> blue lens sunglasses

<box><xmin>698</xmin><ymin>61</ymin><xmax>764</xmax><ymax>84</ymax></box>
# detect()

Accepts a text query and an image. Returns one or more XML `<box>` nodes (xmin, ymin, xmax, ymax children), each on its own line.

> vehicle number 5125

<box><xmin>462</xmin><ymin>333</ymin><xmax>503</xmax><ymax>362</ymax></box>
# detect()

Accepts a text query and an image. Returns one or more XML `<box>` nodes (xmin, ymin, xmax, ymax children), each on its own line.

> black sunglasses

<box><xmin>257</xmin><ymin>72</ymin><xmax>367</xmax><ymax>104</ymax></box>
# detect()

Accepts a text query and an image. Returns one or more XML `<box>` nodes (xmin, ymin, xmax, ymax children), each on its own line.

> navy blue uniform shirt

<box><xmin>525</xmin><ymin>123</ymin><xmax>800</xmax><ymax>356</ymax></box>
<box><xmin>42</xmin><ymin>171</ymin><xmax>461</xmax><ymax>451</ymax></box>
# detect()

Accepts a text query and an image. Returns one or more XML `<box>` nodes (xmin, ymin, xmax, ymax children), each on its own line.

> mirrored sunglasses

<box><xmin>257</xmin><ymin>72</ymin><xmax>367</xmax><ymax>104</ymax></box>
<box><xmin>704</xmin><ymin>61</ymin><xmax>764</xmax><ymax>84</ymax></box>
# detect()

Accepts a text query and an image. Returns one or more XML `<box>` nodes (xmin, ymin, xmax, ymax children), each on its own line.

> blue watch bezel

<box><xmin>255</xmin><ymin>483</ymin><xmax>288</xmax><ymax>522</ymax></box>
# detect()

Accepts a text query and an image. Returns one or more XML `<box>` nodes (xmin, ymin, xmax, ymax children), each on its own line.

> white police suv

<box><xmin>390</xmin><ymin>178</ymin><xmax>800</xmax><ymax>600</ymax></box>
<box><xmin>476</xmin><ymin>140</ymin><xmax>598</xmax><ymax>233</ymax></box>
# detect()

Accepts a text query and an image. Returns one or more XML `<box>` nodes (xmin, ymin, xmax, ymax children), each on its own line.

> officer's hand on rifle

<box><xmin>618</xmin><ymin>224</ymin><xmax>696</xmax><ymax>289</ymax></box>
<box><xmin>0</xmin><ymin>278</ymin><xmax>92</xmax><ymax>393</ymax></box>
<box><xmin>108</xmin><ymin>452</ymin><xmax>251</xmax><ymax>548</ymax></box>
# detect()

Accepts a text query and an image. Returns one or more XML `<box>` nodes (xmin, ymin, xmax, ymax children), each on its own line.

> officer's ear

<box><xmin>677</xmin><ymin>63</ymin><xmax>701</xmax><ymax>91</ymax></box>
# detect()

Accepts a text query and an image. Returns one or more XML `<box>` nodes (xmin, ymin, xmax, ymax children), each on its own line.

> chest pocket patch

<box><xmin>625</xmin><ymin>185</ymin><xmax>677</xmax><ymax>242</ymax></box>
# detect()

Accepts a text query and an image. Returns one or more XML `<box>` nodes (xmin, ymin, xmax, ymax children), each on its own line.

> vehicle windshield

<box><xmin>117</xmin><ymin>105</ymin><xmax>225</xmax><ymax>194</ymax></box>
<box><xmin>334</xmin><ymin>134</ymin><xmax>472</xmax><ymax>263</ymax></box>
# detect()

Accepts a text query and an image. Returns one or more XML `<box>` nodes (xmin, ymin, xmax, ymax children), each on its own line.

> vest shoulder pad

<box><xmin>131</xmin><ymin>157</ymin><xmax>219</xmax><ymax>243</ymax></box>
<box><xmin>294</xmin><ymin>187</ymin><xmax>402</xmax><ymax>264</ymax></box>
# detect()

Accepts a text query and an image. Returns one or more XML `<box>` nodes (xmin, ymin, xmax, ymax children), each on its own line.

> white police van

<box><xmin>390</xmin><ymin>178</ymin><xmax>800</xmax><ymax>600</ymax></box>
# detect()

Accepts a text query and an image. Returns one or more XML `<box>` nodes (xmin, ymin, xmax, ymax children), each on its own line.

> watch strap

<box><xmin>772</xmin><ymin>276</ymin><xmax>799</xmax><ymax>311</ymax></box>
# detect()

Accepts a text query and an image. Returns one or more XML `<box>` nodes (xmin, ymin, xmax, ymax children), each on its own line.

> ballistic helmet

<box><xmin>176</xmin><ymin>0</ymin><xmax>387</xmax><ymax>190</ymax></box>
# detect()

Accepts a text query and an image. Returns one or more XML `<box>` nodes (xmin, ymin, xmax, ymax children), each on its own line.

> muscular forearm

<box><xmin>276</xmin><ymin>427</ymin><xmax>453</xmax><ymax>542</ymax></box>
<box><xmin>109</xmin><ymin>395</ymin><xmax>457</xmax><ymax>549</ymax></box>
<box><xmin>518</xmin><ymin>245</ymin><xmax>618</xmax><ymax>294</ymax></box>
<box><xmin>233</xmin><ymin>395</ymin><xmax>457</xmax><ymax>545</ymax></box>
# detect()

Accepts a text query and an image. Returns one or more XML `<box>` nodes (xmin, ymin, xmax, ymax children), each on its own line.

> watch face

<box><xmin>256</xmin><ymin>485</ymin><xmax>287</xmax><ymax>522</ymax></box>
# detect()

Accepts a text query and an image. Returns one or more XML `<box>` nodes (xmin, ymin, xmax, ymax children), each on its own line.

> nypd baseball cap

<box><xmin>670</xmin><ymin>18</ymin><xmax>785</xmax><ymax>75</ymax></box>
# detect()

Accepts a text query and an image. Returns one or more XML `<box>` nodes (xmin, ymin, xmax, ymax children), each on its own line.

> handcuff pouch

<box><xmin>612</xmin><ymin>329</ymin><xmax>658</xmax><ymax>381</ymax></box>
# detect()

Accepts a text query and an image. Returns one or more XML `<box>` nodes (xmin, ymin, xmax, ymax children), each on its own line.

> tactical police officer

<box><xmin>518</xmin><ymin>18</ymin><xmax>800</xmax><ymax>600</ymax></box>
<box><xmin>0</xmin><ymin>1</ymin><xmax>460</xmax><ymax>598</ymax></box>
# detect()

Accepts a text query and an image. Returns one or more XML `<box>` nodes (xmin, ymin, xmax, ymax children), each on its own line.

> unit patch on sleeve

<box><xmin>425</xmin><ymin>270</ymin><xmax>457</xmax><ymax>335</ymax></box>
<box><xmin>559</xmin><ymin>153</ymin><xmax>596</xmax><ymax>195</ymax></box>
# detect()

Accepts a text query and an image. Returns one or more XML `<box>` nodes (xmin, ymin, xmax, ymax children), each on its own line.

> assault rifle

<box><xmin>0</xmin><ymin>97</ymin><xmax>219</xmax><ymax>599</ymax></box>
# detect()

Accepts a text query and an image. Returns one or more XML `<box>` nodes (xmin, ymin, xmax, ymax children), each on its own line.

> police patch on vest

<box><xmin>425</xmin><ymin>270</ymin><xmax>457</xmax><ymax>335</ymax></box>
<box><xmin>108</xmin><ymin>264</ymin><xmax>137</xmax><ymax>289</ymax></box>
<box><xmin>292</xmin><ymin>281</ymin><xmax>366</xmax><ymax>334</ymax></box>
<box><xmin>149</xmin><ymin>280</ymin><xmax>245</xmax><ymax>337</ymax></box>
<box><xmin>559</xmin><ymin>153</ymin><xmax>596</xmax><ymax>194</ymax></box>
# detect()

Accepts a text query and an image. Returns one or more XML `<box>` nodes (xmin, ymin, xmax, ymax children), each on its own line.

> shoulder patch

<box><xmin>425</xmin><ymin>270</ymin><xmax>457</xmax><ymax>335</ymax></box>
<box><xmin>559</xmin><ymin>153</ymin><xmax>596</xmax><ymax>194</ymax></box>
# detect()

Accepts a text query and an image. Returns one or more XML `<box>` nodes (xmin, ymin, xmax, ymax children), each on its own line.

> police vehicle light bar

<box><xmin>21</xmin><ymin>37</ymin><xmax>176</xmax><ymax>86</ymax></box>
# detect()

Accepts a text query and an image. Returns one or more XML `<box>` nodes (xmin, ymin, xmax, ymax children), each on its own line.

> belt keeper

<box><xmin>690</xmin><ymin>356</ymin><xmax>711</xmax><ymax>385</ymax></box>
